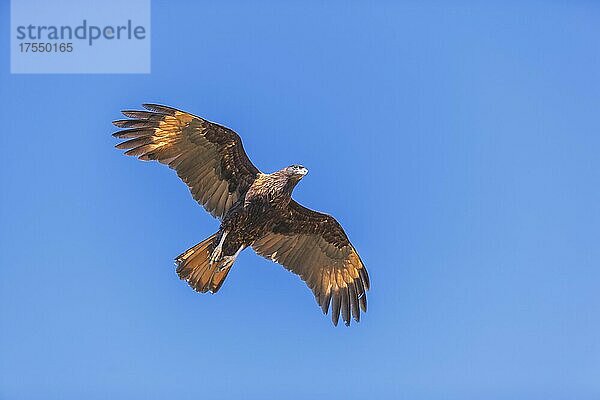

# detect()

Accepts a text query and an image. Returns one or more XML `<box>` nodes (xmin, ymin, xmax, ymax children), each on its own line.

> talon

<box><xmin>218</xmin><ymin>259</ymin><xmax>231</xmax><ymax>271</ymax></box>
<box><xmin>218</xmin><ymin>256</ymin><xmax>235</xmax><ymax>271</ymax></box>
<box><xmin>210</xmin><ymin>231</ymin><xmax>228</xmax><ymax>265</ymax></box>
<box><xmin>217</xmin><ymin>247</ymin><xmax>244</xmax><ymax>272</ymax></box>
<box><xmin>209</xmin><ymin>247</ymin><xmax>222</xmax><ymax>264</ymax></box>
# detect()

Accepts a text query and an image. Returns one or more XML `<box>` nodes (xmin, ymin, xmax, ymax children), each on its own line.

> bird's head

<box><xmin>284</xmin><ymin>164</ymin><xmax>308</xmax><ymax>181</ymax></box>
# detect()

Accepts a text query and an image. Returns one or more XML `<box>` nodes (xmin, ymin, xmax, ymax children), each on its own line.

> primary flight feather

<box><xmin>113</xmin><ymin>104</ymin><xmax>370</xmax><ymax>326</ymax></box>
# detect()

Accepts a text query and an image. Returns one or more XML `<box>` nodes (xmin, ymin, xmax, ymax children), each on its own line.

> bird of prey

<box><xmin>113</xmin><ymin>104</ymin><xmax>370</xmax><ymax>326</ymax></box>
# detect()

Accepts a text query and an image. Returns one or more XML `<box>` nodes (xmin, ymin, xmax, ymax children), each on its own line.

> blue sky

<box><xmin>1</xmin><ymin>2</ymin><xmax>599</xmax><ymax>399</ymax></box>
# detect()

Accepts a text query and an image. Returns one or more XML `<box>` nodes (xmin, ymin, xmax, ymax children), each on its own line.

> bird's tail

<box><xmin>175</xmin><ymin>233</ymin><xmax>233</xmax><ymax>294</ymax></box>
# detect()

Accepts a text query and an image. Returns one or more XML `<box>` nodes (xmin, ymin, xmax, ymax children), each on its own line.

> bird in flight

<box><xmin>113</xmin><ymin>104</ymin><xmax>370</xmax><ymax>326</ymax></box>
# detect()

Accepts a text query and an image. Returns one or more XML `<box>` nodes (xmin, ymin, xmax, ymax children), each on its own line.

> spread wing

<box><xmin>113</xmin><ymin>104</ymin><xmax>260</xmax><ymax>219</ymax></box>
<box><xmin>252</xmin><ymin>200</ymin><xmax>370</xmax><ymax>326</ymax></box>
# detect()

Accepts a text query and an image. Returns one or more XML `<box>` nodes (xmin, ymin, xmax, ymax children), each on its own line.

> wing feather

<box><xmin>113</xmin><ymin>104</ymin><xmax>259</xmax><ymax>218</ymax></box>
<box><xmin>252</xmin><ymin>200</ymin><xmax>369</xmax><ymax>326</ymax></box>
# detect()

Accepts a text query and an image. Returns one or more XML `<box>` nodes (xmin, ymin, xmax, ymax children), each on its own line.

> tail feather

<box><xmin>175</xmin><ymin>233</ymin><xmax>233</xmax><ymax>294</ymax></box>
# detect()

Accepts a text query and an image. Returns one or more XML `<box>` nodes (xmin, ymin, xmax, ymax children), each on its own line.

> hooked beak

<box><xmin>298</xmin><ymin>167</ymin><xmax>308</xmax><ymax>177</ymax></box>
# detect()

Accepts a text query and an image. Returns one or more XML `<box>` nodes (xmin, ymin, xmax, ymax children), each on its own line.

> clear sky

<box><xmin>1</xmin><ymin>2</ymin><xmax>599</xmax><ymax>399</ymax></box>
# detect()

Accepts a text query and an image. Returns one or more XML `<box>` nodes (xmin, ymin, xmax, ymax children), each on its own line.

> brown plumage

<box><xmin>113</xmin><ymin>104</ymin><xmax>370</xmax><ymax>326</ymax></box>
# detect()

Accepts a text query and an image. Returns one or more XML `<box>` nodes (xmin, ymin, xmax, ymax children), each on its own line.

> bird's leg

<box><xmin>218</xmin><ymin>246</ymin><xmax>244</xmax><ymax>271</ymax></box>
<box><xmin>210</xmin><ymin>231</ymin><xmax>228</xmax><ymax>264</ymax></box>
